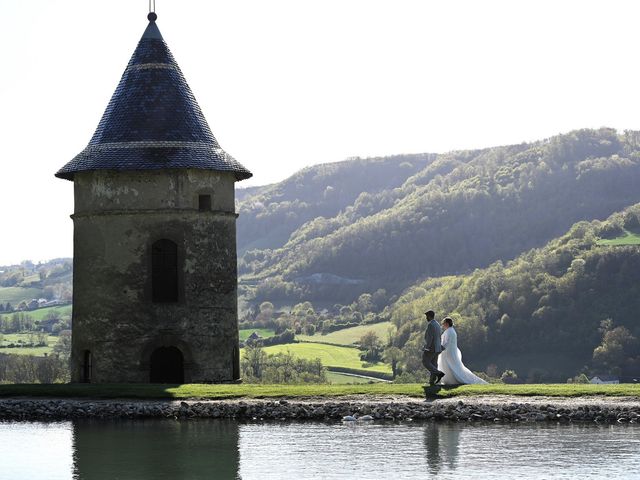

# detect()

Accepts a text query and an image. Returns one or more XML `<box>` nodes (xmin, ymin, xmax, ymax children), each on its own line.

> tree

<box><xmin>593</xmin><ymin>324</ymin><xmax>639</xmax><ymax>375</ymax></box>
<box><xmin>256</xmin><ymin>302</ymin><xmax>275</xmax><ymax>325</ymax></box>
<box><xmin>359</xmin><ymin>331</ymin><xmax>382</xmax><ymax>351</ymax></box>
<box><xmin>243</xmin><ymin>344</ymin><xmax>268</xmax><ymax>379</ymax></box>
<box><xmin>383</xmin><ymin>346</ymin><xmax>403</xmax><ymax>379</ymax></box>
<box><xmin>358</xmin><ymin>331</ymin><xmax>383</xmax><ymax>362</ymax></box>
<box><xmin>485</xmin><ymin>364</ymin><xmax>499</xmax><ymax>378</ymax></box>
<box><xmin>37</xmin><ymin>331</ymin><xmax>48</xmax><ymax>346</ymax></box>
<box><xmin>501</xmin><ymin>370</ymin><xmax>519</xmax><ymax>384</ymax></box>
<box><xmin>44</xmin><ymin>311</ymin><xmax>62</xmax><ymax>323</ymax></box>
<box><xmin>53</xmin><ymin>330</ymin><xmax>72</xmax><ymax>358</ymax></box>
<box><xmin>567</xmin><ymin>373</ymin><xmax>590</xmax><ymax>384</ymax></box>
<box><xmin>356</xmin><ymin>294</ymin><xmax>374</xmax><ymax>314</ymax></box>
<box><xmin>37</xmin><ymin>355</ymin><xmax>67</xmax><ymax>383</ymax></box>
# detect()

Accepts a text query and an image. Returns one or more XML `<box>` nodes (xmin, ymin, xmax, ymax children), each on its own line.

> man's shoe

<box><xmin>435</xmin><ymin>372</ymin><xmax>445</xmax><ymax>384</ymax></box>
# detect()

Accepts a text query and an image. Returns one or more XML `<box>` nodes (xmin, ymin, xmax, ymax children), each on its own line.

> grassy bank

<box><xmin>261</xmin><ymin>343</ymin><xmax>391</xmax><ymax>374</ymax></box>
<box><xmin>297</xmin><ymin>322</ymin><xmax>394</xmax><ymax>346</ymax></box>
<box><xmin>0</xmin><ymin>383</ymin><xmax>638</xmax><ymax>400</ymax></box>
<box><xmin>597</xmin><ymin>229</ymin><xmax>640</xmax><ymax>245</ymax></box>
<box><xmin>0</xmin><ymin>287</ymin><xmax>43</xmax><ymax>305</ymax></box>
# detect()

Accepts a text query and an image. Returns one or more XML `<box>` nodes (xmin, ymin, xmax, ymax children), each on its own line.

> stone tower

<box><xmin>56</xmin><ymin>14</ymin><xmax>252</xmax><ymax>383</ymax></box>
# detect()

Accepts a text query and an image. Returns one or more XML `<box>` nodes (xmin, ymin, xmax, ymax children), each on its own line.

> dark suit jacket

<box><xmin>424</xmin><ymin>319</ymin><xmax>442</xmax><ymax>353</ymax></box>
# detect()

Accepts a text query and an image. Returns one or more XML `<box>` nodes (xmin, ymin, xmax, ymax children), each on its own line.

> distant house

<box><xmin>247</xmin><ymin>332</ymin><xmax>262</xmax><ymax>342</ymax></box>
<box><xmin>590</xmin><ymin>375</ymin><xmax>619</xmax><ymax>384</ymax></box>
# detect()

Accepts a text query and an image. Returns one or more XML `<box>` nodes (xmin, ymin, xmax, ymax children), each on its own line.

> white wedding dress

<box><xmin>437</xmin><ymin>327</ymin><xmax>488</xmax><ymax>385</ymax></box>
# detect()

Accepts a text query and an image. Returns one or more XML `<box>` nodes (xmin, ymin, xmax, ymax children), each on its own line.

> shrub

<box><xmin>501</xmin><ymin>369</ymin><xmax>521</xmax><ymax>384</ymax></box>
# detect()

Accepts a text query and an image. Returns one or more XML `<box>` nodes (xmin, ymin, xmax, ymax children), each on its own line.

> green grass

<box><xmin>260</xmin><ymin>343</ymin><xmax>392</xmax><ymax>374</ymax></box>
<box><xmin>22</xmin><ymin>304</ymin><xmax>72</xmax><ymax>321</ymax></box>
<box><xmin>0</xmin><ymin>333</ymin><xmax>58</xmax><ymax>356</ymax></box>
<box><xmin>298</xmin><ymin>321</ymin><xmax>395</xmax><ymax>346</ymax></box>
<box><xmin>0</xmin><ymin>304</ymin><xmax>72</xmax><ymax>323</ymax></box>
<box><xmin>239</xmin><ymin>328</ymin><xmax>275</xmax><ymax>341</ymax></box>
<box><xmin>0</xmin><ymin>346</ymin><xmax>53</xmax><ymax>356</ymax></box>
<box><xmin>597</xmin><ymin>229</ymin><xmax>640</xmax><ymax>245</ymax></box>
<box><xmin>19</xmin><ymin>274</ymin><xmax>41</xmax><ymax>287</ymax></box>
<box><xmin>0</xmin><ymin>287</ymin><xmax>44</xmax><ymax>305</ymax></box>
<box><xmin>424</xmin><ymin>383</ymin><xmax>640</xmax><ymax>398</ymax></box>
<box><xmin>0</xmin><ymin>383</ymin><xmax>638</xmax><ymax>400</ymax></box>
<box><xmin>327</xmin><ymin>372</ymin><xmax>385</xmax><ymax>384</ymax></box>
<box><xmin>1</xmin><ymin>333</ymin><xmax>58</xmax><ymax>343</ymax></box>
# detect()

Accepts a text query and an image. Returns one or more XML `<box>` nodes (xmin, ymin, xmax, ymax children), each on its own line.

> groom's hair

<box><xmin>425</xmin><ymin>310</ymin><xmax>435</xmax><ymax>320</ymax></box>
<box><xmin>443</xmin><ymin>317</ymin><xmax>453</xmax><ymax>327</ymax></box>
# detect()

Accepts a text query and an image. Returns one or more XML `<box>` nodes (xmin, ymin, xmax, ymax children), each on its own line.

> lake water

<box><xmin>1</xmin><ymin>420</ymin><xmax>639</xmax><ymax>479</ymax></box>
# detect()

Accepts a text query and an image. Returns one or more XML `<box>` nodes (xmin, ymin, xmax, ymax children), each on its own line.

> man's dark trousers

<box><xmin>422</xmin><ymin>350</ymin><xmax>442</xmax><ymax>384</ymax></box>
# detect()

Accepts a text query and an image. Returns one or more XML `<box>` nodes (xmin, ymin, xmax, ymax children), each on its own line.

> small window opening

<box><xmin>152</xmin><ymin>239</ymin><xmax>179</xmax><ymax>303</ymax></box>
<box><xmin>232</xmin><ymin>346</ymin><xmax>240</xmax><ymax>380</ymax></box>
<box><xmin>82</xmin><ymin>350</ymin><xmax>92</xmax><ymax>383</ymax></box>
<box><xmin>199</xmin><ymin>194</ymin><xmax>212</xmax><ymax>211</ymax></box>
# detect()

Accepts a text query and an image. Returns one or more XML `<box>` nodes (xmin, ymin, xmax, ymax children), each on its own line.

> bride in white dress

<box><xmin>438</xmin><ymin>317</ymin><xmax>487</xmax><ymax>385</ymax></box>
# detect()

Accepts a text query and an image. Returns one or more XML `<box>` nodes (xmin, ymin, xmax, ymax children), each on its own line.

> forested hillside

<box><xmin>0</xmin><ymin>259</ymin><xmax>72</xmax><ymax>308</ymax></box>
<box><xmin>236</xmin><ymin>154</ymin><xmax>432</xmax><ymax>255</ymax></box>
<box><xmin>5</xmin><ymin>128</ymin><xmax>640</xmax><ymax>383</ymax></box>
<box><xmin>387</xmin><ymin>204</ymin><xmax>640</xmax><ymax>381</ymax></box>
<box><xmin>239</xmin><ymin>128</ymin><xmax>640</xmax><ymax>306</ymax></box>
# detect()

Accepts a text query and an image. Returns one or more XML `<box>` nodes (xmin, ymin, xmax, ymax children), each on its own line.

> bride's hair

<box><xmin>443</xmin><ymin>317</ymin><xmax>454</xmax><ymax>327</ymax></box>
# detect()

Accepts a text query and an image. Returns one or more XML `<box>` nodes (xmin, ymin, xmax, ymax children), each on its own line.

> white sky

<box><xmin>1</xmin><ymin>0</ymin><xmax>640</xmax><ymax>265</ymax></box>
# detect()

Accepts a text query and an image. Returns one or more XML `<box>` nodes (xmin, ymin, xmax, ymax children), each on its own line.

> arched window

<box><xmin>152</xmin><ymin>239</ymin><xmax>178</xmax><ymax>303</ymax></box>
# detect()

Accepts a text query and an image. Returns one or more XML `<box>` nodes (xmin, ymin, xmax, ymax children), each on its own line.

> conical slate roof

<box><xmin>56</xmin><ymin>16</ymin><xmax>252</xmax><ymax>181</ymax></box>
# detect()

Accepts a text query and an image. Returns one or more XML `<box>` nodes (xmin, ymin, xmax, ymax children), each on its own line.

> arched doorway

<box><xmin>150</xmin><ymin>346</ymin><xmax>184</xmax><ymax>383</ymax></box>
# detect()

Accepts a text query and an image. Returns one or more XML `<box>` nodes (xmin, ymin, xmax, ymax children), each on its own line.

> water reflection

<box><xmin>72</xmin><ymin>419</ymin><xmax>239</xmax><ymax>480</ymax></box>
<box><xmin>2</xmin><ymin>420</ymin><xmax>639</xmax><ymax>480</ymax></box>
<box><xmin>423</xmin><ymin>422</ymin><xmax>461</xmax><ymax>475</ymax></box>
<box><xmin>0</xmin><ymin>421</ymin><xmax>73</xmax><ymax>480</ymax></box>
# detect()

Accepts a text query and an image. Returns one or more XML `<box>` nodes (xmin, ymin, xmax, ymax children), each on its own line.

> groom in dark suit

<box><xmin>422</xmin><ymin>310</ymin><xmax>445</xmax><ymax>385</ymax></box>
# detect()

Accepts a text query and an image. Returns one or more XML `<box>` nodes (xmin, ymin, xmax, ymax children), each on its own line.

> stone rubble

<box><xmin>0</xmin><ymin>399</ymin><xmax>638</xmax><ymax>424</ymax></box>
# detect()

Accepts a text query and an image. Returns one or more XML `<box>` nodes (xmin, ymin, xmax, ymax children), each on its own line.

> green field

<box><xmin>0</xmin><ymin>333</ymin><xmax>58</xmax><ymax>356</ymax></box>
<box><xmin>0</xmin><ymin>304</ymin><xmax>72</xmax><ymax>322</ymax></box>
<box><xmin>260</xmin><ymin>342</ymin><xmax>391</xmax><ymax>374</ymax></box>
<box><xmin>19</xmin><ymin>274</ymin><xmax>41</xmax><ymax>287</ymax></box>
<box><xmin>597</xmin><ymin>229</ymin><xmax>640</xmax><ymax>245</ymax></box>
<box><xmin>0</xmin><ymin>383</ymin><xmax>638</xmax><ymax>400</ymax></box>
<box><xmin>0</xmin><ymin>287</ymin><xmax>44</xmax><ymax>305</ymax></box>
<box><xmin>1</xmin><ymin>333</ymin><xmax>58</xmax><ymax>344</ymax></box>
<box><xmin>21</xmin><ymin>304</ymin><xmax>72</xmax><ymax>321</ymax></box>
<box><xmin>239</xmin><ymin>328</ymin><xmax>275</xmax><ymax>341</ymax></box>
<box><xmin>0</xmin><ymin>345</ymin><xmax>53</xmax><ymax>356</ymax></box>
<box><xmin>297</xmin><ymin>321</ymin><xmax>395</xmax><ymax>346</ymax></box>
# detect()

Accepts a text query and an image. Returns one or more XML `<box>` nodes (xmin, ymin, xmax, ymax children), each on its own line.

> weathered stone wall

<box><xmin>70</xmin><ymin>169</ymin><xmax>240</xmax><ymax>383</ymax></box>
<box><xmin>1</xmin><ymin>398</ymin><xmax>638</xmax><ymax>423</ymax></box>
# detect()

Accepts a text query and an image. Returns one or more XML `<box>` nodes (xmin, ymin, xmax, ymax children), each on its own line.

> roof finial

<box><xmin>148</xmin><ymin>0</ymin><xmax>157</xmax><ymax>22</ymax></box>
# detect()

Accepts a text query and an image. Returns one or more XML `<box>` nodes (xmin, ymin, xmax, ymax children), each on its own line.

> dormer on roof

<box><xmin>56</xmin><ymin>14</ymin><xmax>252</xmax><ymax>182</ymax></box>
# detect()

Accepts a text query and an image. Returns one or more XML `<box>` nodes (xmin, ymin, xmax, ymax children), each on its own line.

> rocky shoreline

<box><xmin>1</xmin><ymin>397</ymin><xmax>639</xmax><ymax>424</ymax></box>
